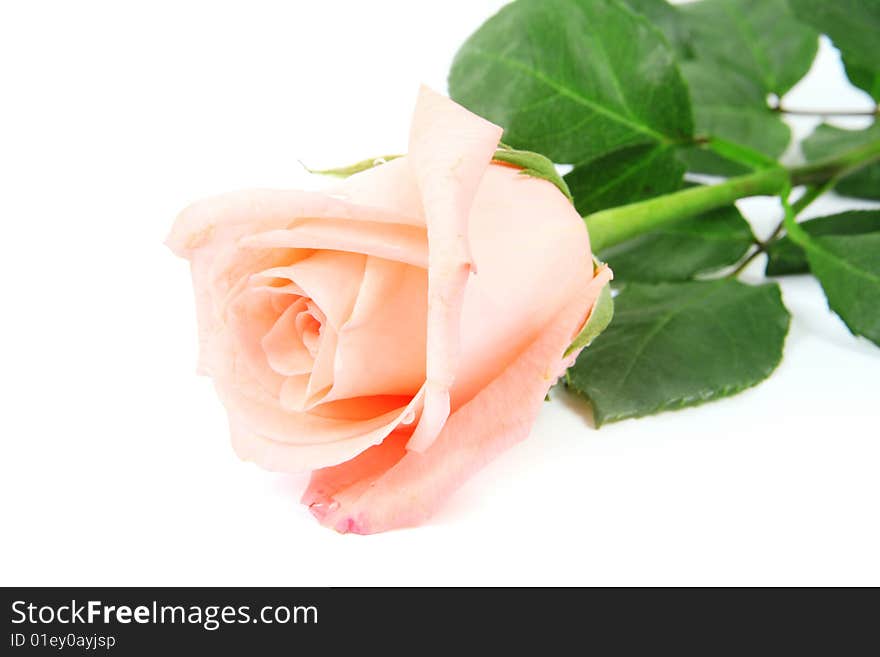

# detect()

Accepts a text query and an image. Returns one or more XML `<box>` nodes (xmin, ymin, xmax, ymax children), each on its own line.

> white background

<box><xmin>2</xmin><ymin>1</ymin><xmax>878</xmax><ymax>586</ymax></box>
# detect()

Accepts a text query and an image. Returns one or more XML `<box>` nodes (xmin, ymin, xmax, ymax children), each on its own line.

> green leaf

<box><xmin>565</xmin><ymin>143</ymin><xmax>685</xmax><ymax>215</ymax></box>
<box><xmin>700</xmin><ymin>135</ymin><xmax>782</xmax><ymax>172</ymax></box>
<box><xmin>674</xmin><ymin>0</ymin><xmax>818</xmax><ymax>175</ymax></box>
<box><xmin>838</xmin><ymin>164</ymin><xmax>880</xmax><ymax>201</ymax></box>
<box><xmin>566</xmin><ymin>281</ymin><xmax>614</xmax><ymax>356</ymax></box>
<box><xmin>805</xmin><ymin>234</ymin><xmax>880</xmax><ymax>345</ymax></box>
<box><xmin>492</xmin><ymin>146</ymin><xmax>573</xmax><ymax>202</ymax></box>
<box><xmin>676</xmin><ymin>64</ymin><xmax>792</xmax><ymax>175</ymax></box>
<box><xmin>677</xmin><ymin>107</ymin><xmax>791</xmax><ymax>176</ymax></box>
<box><xmin>789</xmin><ymin>0</ymin><xmax>880</xmax><ymax>101</ymax></box>
<box><xmin>802</xmin><ymin>123</ymin><xmax>880</xmax><ymax>200</ymax></box>
<box><xmin>620</xmin><ymin>0</ymin><xmax>693</xmax><ymax>58</ymax></box>
<box><xmin>766</xmin><ymin>210</ymin><xmax>880</xmax><ymax>276</ymax></box>
<box><xmin>597</xmin><ymin>199</ymin><xmax>755</xmax><ymax>282</ymax></box>
<box><xmin>784</xmin><ymin>214</ymin><xmax>880</xmax><ymax>346</ymax></box>
<box><xmin>304</xmin><ymin>155</ymin><xmax>401</xmax><ymax>177</ymax></box>
<box><xmin>448</xmin><ymin>0</ymin><xmax>693</xmax><ymax>165</ymax></box>
<box><xmin>566</xmin><ymin>279</ymin><xmax>790</xmax><ymax>425</ymax></box>
<box><xmin>680</xmin><ymin>0</ymin><xmax>819</xmax><ymax>97</ymax></box>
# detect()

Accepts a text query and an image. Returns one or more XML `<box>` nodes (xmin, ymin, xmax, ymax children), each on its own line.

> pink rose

<box><xmin>167</xmin><ymin>87</ymin><xmax>611</xmax><ymax>533</ymax></box>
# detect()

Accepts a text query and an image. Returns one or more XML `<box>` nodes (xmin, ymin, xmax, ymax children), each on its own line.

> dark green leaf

<box><xmin>802</xmin><ymin>122</ymin><xmax>880</xmax><ymax>157</ymax></box>
<box><xmin>566</xmin><ymin>279</ymin><xmax>790</xmax><ymax>425</ymax></box>
<box><xmin>802</xmin><ymin>123</ymin><xmax>880</xmax><ymax>200</ymax></box>
<box><xmin>598</xmin><ymin>203</ymin><xmax>755</xmax><ymax>282</ymax></box>
<box><xmin>675</xmin><ymin>0</ymin><xmax>818</xmax><ymax>175</ymax></box>
<box><xmin>766</xmin><ymin>210</ymin><xmax>880</xmax><ymax>276</ymax></box>
<box><xmin>680</xmin><ymin>0</ymin><xmax>819</xmax><ymax>97</ymax></box>
<box><xmin>448</xmin><ymin>0</ymin><xmax>693</xmax><ymax>164</ymax></box>
<box><xmin>838</xmin><ymin>165</ymin><xmax>880</xmax><ymax>200</ymax></box>
<box><xmin>789</xmin><ymin>0</ymin><xmax>880</xmax><ymax>101</ymax></box>
<box><xmin>492</xmin><ymin>146</ymin><xmax>573</xmax><ymax>202</ymax></box>
<box><xmin>804</xmin><ymin>234</ymin><xmax>880</xmax><ymax>345</ymax></box>
<box><xmin>677</xmin><ymin>67</ymin><xmax>792</xmax><ymax>176</ymax></box>
<box><xmin>620</xmin><ymin>0</ymin><xmax>693</xmax><ymax>58</ymax></box>
<box><xmin>784</xmin><ymin>216</ymin><xmax>880</xmax><ymax>345</ymax></box>
<box><xmin>677</xmin><ymin>109</ymin><xmax>791</xmax><ymax>176</ymax></box>
<box><xmin>565</xmin><ymin>143</ymin><xmax>685</xmax><ymax>215</ymax></box>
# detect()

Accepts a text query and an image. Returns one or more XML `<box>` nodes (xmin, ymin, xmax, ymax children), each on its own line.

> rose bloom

<box><xmin>168</xmin><ymin>87</ymin><xmax>611</xmax><ymax>533</ymax></box>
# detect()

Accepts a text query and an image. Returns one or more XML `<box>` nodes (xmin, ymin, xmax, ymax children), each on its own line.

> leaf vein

<box><xmin>463</xmin><ymin>45</ymin><xmax>668</xmax><ymax>143</ymax></box>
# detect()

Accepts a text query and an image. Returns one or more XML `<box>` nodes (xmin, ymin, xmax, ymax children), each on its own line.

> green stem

<box><xmin>727</xmin><ymin>180</ymin><xmax>833</xmax><ymax>279</ymax></box>
<box><xmin>586</xmin><ymin>167</ymin><xmax>787</xmax><ymax>252</ymax></box>
<box><xmin>789</xmin><ymin>179</ymin><xmax>834</xmax><ymax>217</ymax></box>
<box><xmin>789</xmin><ymin>138</ymin><xmax>880</xmax><ymax>186</ymax></box>
<box><xmin>728</xmin><ymin>246</ymin><xmax>764</xmax><ymax>278</ymax></box>
<box><xmin>774</xmin><ymin>105</ymin><xmax>878</xmax><ymax>117</ymax></box>
<box><xmin>762</xmin><ymin>179</ymin><xmax>836</xmax><ymax>249</ymax></box>
<box><xmin>585</xmin><ymin>138</ymin><xmax>880</xmax><ymax>252</ymax></box>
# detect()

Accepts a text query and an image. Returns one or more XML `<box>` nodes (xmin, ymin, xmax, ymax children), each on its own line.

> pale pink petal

<box><xmin>302</xmin><ymin>431</ymin><xmax>410</xmax><ymax>518</ymax></box>
<box><xmin>167</xmin><ymin>188</ymin><xmax>419</xmax><ymax>259</ymax></box>
<box><xmin>334</xmin><ymin>157</ymin><xmax>425</xmax><ymax>226</ymax></box>
<box><xmin>304</xmin><ymin>266</ymin><xmax>611</xmax><ymax>533</ymax></box>
<box><xmin>261</xmin><ymin>297</ymin><xmax>312</xmax><ymax>376</ymax></box>
<box><xmin>226</xmin><ymin>287</ymin><xmax>294</xmax><ymax>395</ymax></box>
<box><xmin>296</xmin><ymin>305</ymin><xmax>322</xmax><ymax>356</ymax></box>
<box><xmin>278</xmin><ymin>374</ymin><xmax>310</xmax><ymax>411</ymax></box>
<box><xmin>308</xmin><ymin>395</ymin><xmax>414</xmax><ymax>421</ymax></box>
<box><xmin>185</xmin><ymin>246</ymin><xmax>298</xmax><ymax>376</ymax></box>
<box><xmin>227</xmin><ymin>386</ymin><xmax>425</xmax><ymax>472</ymax></box>
<box><xmin>302</xmin><ymin>431</ymin><xmax>409</xmax><ymax>506</ymax></box>
<box><xmin>320</xmin><ymin>257</ymin><xmax>427</xmax><ymax>402</ymax></box>
<box><xmin>405</xmin><ymin>85</ymin><xmax>504</xmax><ymax>452</ymax></box>
<box><xmin>240</xmin><ymin>219</ymin><xmax>427</xmax><ymax>269</ymax></box>
<box><xmin>168</xmin><ymin>189</ymin><xmax>421</xmax><ymax>376</ymax></box>
<box><xmin>282</xmin><ymin>251</ymin><xmax>366</xmax><ymax>330</ymax></box>
<box><xmin>453</xmin><ymin>163</ymin><xmax>596</xmax><ymax>407</ymax></box>
<box><xmin>303</xmin><ymin>322</ymin><xmax>338</xmax><ymax>407</ymax></box>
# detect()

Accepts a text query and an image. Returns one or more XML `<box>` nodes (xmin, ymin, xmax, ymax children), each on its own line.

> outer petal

<box><xmin>334</xmin><ymin>157</ymin><xmax>425</xmax><ymax>225</ymax></box>
<box><xmin>453</xmin><ymin>163</ymin><xmax>596</xmax><ymax>408</ymax></box>
<box><xmin>221</xmin><ymin>351</ymin><xmax>425</xmax><ymax>472</ymax></box>
<box><xmin>303</xmin><ymin>266</ymin><xmax>612</xmax><ymax>534</ymax></box>
<box><xmin>406</xmin><ymin>86</ymin><xmax>504</xmax><ymax>452</ymax></box>
<box><xmin>240</xmin><ymin>219</ymin><xmax>428</xmax><ymax>269</ymax></box>
<box><xmin>167</xmin><ymin>188</ymin><xmax>420</xmax><ymax>259</ymax></box>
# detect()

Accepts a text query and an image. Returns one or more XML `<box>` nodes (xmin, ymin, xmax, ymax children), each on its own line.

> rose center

<box><xmin>296</xmin><ymin>308</ymin><xmax>322</xmax><ymax>357</ymax></box>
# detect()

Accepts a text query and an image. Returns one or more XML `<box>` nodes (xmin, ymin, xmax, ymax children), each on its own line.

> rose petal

<box><xmin>226</xmin><ymin>386</ymin><xmax>425</xmax><ymax>472</ymax></box>
<box><xmin>302</xmin><ymin>266</ymin><xmax>611</xmax><ymax>533</ymax></box>
<box><xmin>302</xmin><ymin>431</ymin><xmax>410</xmax><ymax>513</ymax></box>
<box><xmin>168</xmin><ymin>188</ymin><xmax>422</xmax><ymax>376</ymax></box>
<box><xmin>302</xmin><ymin>321</ymin><xmax>337</xmax><ymax>407</ymax></box>
<box><xmin>278</xmin><ymin>374</ymin><xmax>310</xmax><ymax>411</ymax></box>
<box><xmin>334</xmin><ymin>157</ymin><xmax>425</xmax><ymax>225</ymax></box>
<box><xmin>167</xmin><ymin>189</ymin><xmax>420</xmax><ymax>259</ymax></box>
<box><xmin>319</xmin><ymin>256</ymin><xmax>427</xmax><ymax>402</ymax></box>
<box><xmin>405</xmin><ymin>86</ymin><xmax>504</xmax><ymax>452</ymax></box>
<box><xmin>240</xmin><ymin>219</ymin><xmax>428</xmax><ymax>269</ymax></box>
<box><xmin>226</xmin><ymin>286</ymin><xmax>295</xmax><ymax>395</ymax></box>
<box><xmin>281</xmin><ymin>251</ymin><xmax>366</xmax><ymax>330</ymax></box>
<box><xmin>453</xmin><ymin>163</ymin><xmax>597</xmax><ymax>407</ymax></box>
<box><xmin>260</xmin><ymin>297</ymin><xmax>314</xmax><ymax>376</ymax></box>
